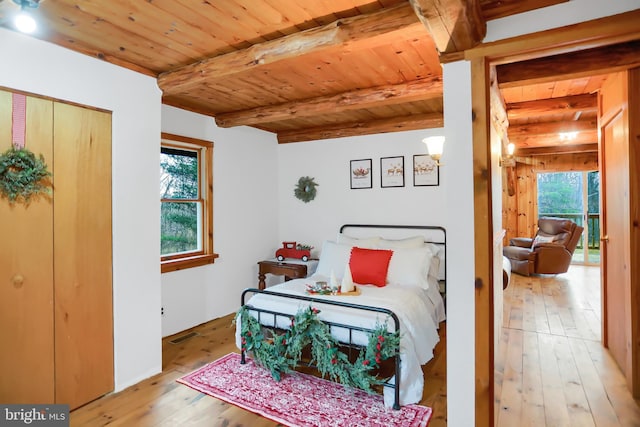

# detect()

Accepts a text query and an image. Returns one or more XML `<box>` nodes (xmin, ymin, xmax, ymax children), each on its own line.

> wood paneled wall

<box><xmin>502</xmin><ymin>152</ymin><xmax>598</xmax><ymax>243</ymax></box>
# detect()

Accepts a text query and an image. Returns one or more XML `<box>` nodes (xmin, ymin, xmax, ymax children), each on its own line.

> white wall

<box><xmin>442</xmin><ymin>61</ymin><xmax>476</xmax><ymax>427</ymax></box>
<box><xmin>276</xmin><ymin>130</ymin><xmax>447</xmax><ymax>251</ymax></box>
<box><xmin>0</xmin><ymin>28</ymin><xmax>162</xmax><ymax>392</ymax></box>
<box><xmin>160</xmin><ymin>106</ymin><xmax>279</xmax><ymax>336</ymax></box>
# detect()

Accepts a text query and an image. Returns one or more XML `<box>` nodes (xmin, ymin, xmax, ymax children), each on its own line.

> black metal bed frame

<box><xmin>239</xmin><ymin>224</ymin><xmax>447</xmax><ymax>411</ymax></box>
<box><xmin>240</xmin><ymin>288</ymin><xmax>402</xmax><ymax>409</ymax></box>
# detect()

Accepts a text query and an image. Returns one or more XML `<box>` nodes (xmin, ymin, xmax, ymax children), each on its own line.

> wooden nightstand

<box><xmin>257</xmin><ymin>260</ymin><xmax>317</xmax><ymax>290</ymax></box>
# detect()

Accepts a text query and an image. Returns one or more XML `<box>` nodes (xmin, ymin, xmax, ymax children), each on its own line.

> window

<box><xmin>161</xmin><ymin>133</ymin><xmax>217</xmax><ymax>272</ymax></box>
<box><xmin>537</xmin><ymin>171</ymin><xmax>600</xmax><ymax>265</ymax></box>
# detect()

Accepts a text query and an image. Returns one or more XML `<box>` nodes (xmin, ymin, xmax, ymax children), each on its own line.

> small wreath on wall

<box><xmin>294</xmin><ymin>176</ymin><xmax>318</xmax><ymax>203</ymax></box>
<box><xmin>0</xmin><ymin>147</ymin><xmax>52</xmax><ymax>203</ymax></box>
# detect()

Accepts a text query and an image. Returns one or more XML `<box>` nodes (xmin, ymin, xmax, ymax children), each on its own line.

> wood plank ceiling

<box><xmin>0</xmin><ymin>0</ymin><xmax>602</xmax><ymax>149</ymax></box>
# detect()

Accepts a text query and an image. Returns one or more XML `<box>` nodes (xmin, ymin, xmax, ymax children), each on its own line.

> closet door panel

<box><xmin>53</xmin><ymin>103</ymin><xmax>113</xmax><ymax>409</ymax></box>
<box><xmin>0</xmin><ymin>92</ymin><xmax>55</xmax><ymax>403</ymax></box>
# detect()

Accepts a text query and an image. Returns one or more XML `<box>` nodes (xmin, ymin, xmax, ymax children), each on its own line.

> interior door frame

<box><xmin>466</xmin><ymin>10</ymin><xmax>640</xmax><ymax>427</ymax></box>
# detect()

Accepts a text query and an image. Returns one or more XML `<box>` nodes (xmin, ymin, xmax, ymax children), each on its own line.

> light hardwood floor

<box><xmin>70</xmin><ymin>312</ymin><xmax>447</xmax><ymax>426</ymax></box>
<box><xmin>496</xmin><ymin>265</ymin><xmax>640</xmax><ymax>427</ymax></box>
<box><xmin>69</xmin><ymin>266</ymin><xmax>640</xmax><ymax>426</ymax></box>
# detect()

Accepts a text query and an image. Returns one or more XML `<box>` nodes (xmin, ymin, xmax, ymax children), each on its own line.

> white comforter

<box><xmin>235</xmin><ymin>273</ymin><xmax>444</xmax><ymax>407</ymax></box>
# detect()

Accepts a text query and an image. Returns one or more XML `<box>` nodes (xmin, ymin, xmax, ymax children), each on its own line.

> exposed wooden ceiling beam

<box><xmin>506</xmin><ymin>94</ymin><xmax>597</xmax><ymax>120</ymax></box>
<box><xmin>510</xmin><ymin>130</ymin><xmax>597</xmax><ymax>148</ymax></box>
<box><xmin>214</xmin><ymin>76</ymin><xmax>443</xmax><ymax>128</ymax></box>
<box><xmin>516</xmin><ymin>143</ymin><xmax>598</xmax><ymax>156</ymax></box>
<box><xmin>409</xmin><ymin>0</ymin><xmax>485</xmax><ymax>53</ymax></box>
<box><xmin>508</xmin><ymin>117</ymin><xmax>597</xmax><ymax>149</ymax></box>
<box><xmin>277</xmin><ymin>113</ymin><xmax>443</xmax><ymax>144</ymax></box>
<box><xmin>510</xmin><ymin>134</ymin><xmax>598</xmax><ymax>152</ymax></box>
<box><xmin>158</xmin><ymin>3</ymin><xmax>422</xmax><ymax>94</ymax></box>
<box><xmin>497</xmin><ymin>40</ymin><xmax>640</xmax><ymax>88</ymax></box>
<box><xmin>508</xmin><ymin>119</ymin><xmax>595</xmax><ymax>138</ymax></box>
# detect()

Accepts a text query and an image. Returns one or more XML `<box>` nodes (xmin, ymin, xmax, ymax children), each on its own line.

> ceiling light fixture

<box><xmin>12</xmin><ymin>0</ymin><xmax>40</xmax><ymax>34</ymax></box>
<box><xmin>559</xmin><ymin>131</ymin><xmax>578</xmax><ymax>141</ymax></box>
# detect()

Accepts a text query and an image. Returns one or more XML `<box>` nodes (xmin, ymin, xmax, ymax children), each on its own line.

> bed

<box><xmin>236</xmin><ymin>224</ymin><xmax>446</xmax><ymax>409</ymax></box>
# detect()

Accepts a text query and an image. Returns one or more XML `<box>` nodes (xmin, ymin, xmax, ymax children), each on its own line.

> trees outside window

<box><xmin>537</xmin><ymin>172</ymin><xmax>583</xmax><ymax>216</ymax></box>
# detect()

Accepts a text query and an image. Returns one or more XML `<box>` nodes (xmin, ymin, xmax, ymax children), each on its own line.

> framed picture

<box><xmin>413</xmin><ymin>154</ymin><xmax>439</xmax><ymax>186</ymax></box>
<box><xmin>380</xmin><ymin>156</ymin><xmax>404</xmax><ymax>188</ymax></box>
<box><xmin>350</xmin><ymin>158</ymin><xmax>372</xmax><ymax>189</ymax></box>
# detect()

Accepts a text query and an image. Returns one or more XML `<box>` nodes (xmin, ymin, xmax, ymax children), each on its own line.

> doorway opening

<box><xmin>536</xmin><ymin>171</ymin><xmax>601</xmax><ymax>265</ymax></box>
<box><xmin>471</xmin><ymin>11</ymin><xmax>640</xmax><ymax>424</ymax></box>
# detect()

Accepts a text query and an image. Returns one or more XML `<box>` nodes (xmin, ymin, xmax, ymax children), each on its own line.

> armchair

<box><xmin>503</xmin><ymin>217</ymin><xmax>584</xmax><ymax>276</ymax></box>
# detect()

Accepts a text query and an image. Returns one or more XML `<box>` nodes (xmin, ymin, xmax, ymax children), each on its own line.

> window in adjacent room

<box><xmin>160</xmin><ymin>133</ymin><xmax>217</xmax><ymax>272</ymax></box>
<box><xmin>537</xmin><ymin>170</ymin><xmax>600</xmax><ymax>265</ymax></box>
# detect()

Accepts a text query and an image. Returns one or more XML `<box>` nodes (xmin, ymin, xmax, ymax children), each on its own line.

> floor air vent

<box><xmin>169</xmin><ymin>331</ymin><xmax>199</xmax><ymax>344</ymax></box>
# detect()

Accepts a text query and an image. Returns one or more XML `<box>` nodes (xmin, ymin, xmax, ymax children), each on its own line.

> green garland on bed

<box><xmin>235</xmin><ymin>305</ymin><xmax>400</xmax><ymax>393</ymax></box>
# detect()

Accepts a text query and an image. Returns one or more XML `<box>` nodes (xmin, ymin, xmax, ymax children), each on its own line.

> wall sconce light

<box><xmin>502</xmin><ymin>142</ymin><xmax>517</xmax><ymax>196</ymax></box>
<box><xmin>13</xmin><ymin>0</ymin><xmax>40</xmax><ymax>34</ymax></box>
<box><xmin>422</xmin><ymin>136</ymin><xmax>445</xmax><ymax>166</ymax></box>
<box><xmin>501</xmin><ymin>142</ymin><xmax>516</xmax><ymax>168</ymax></box>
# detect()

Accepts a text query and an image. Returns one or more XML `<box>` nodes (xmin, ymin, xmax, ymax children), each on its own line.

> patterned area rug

<box><xmin>178</xmin><ymin>352</ymin><xmax>432</xmax><ymax>427</ymax></box>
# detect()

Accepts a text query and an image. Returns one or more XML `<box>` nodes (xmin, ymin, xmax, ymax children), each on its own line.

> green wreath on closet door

<box><xmin>0</xmin><ymin>147</ymin><xmax>52</xmax><ymax>203</ymax></box>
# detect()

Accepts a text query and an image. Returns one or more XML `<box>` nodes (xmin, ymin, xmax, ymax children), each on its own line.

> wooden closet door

<box><xmin>0</xmin><ymin>92</ymin><xmax>55</xmax><ymax>403</ymax></box>
<box><xmin>53</xmin><ymin>103</ymin><xmax>113</xmax><ymax>409</ymax></box>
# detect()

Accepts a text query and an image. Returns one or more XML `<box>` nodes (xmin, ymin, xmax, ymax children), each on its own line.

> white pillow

<box><xmin>532</xmin><ymin>234</ymin><xmax>555</xmax><ymax>248</ymax></box>
<box><xmin>386</xmin><ymin>246</ymin><xmax>434</xmax><ymax>289</ymax></box>
<box><xmin>315</xmin><ymin>240</ymin><xmax>353</xmax><ymax>278</ymax></box>
<box><xmin>425</xmin><ymin>243</ymin><xmax>444</xmax><ymax>279</ymax></box>
<box><xmin>336</xmin><ymin>233</ymin><xmax>380</xmax><ymax>248</ymax></box>
<box><xmin>428</xmin><ymin>256</ymin><xmax>441</xmax><ymax>280</ymax></box>
<box><xmin>379</xmin><ymin>235</ymin><xmax>425</xmax><ymax>249</ymax></box>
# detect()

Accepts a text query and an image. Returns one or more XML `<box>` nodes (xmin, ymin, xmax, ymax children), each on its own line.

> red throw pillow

<box><xmin>348</xmin><ymin>247</ymin><xmax>394</xmax><ymax>287</ymax></box>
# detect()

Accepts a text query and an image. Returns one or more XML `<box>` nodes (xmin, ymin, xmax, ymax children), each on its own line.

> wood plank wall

<box><xmin>502</xmin><ymin>152</ymin><xmax>598</xmax><ymax>244</ymax></box>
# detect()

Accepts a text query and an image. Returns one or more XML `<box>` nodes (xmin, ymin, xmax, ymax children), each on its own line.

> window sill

<box><xmin>161</xmin><ymin>253</ymin><xmax>219</xmax><ymax>273</ymax></box>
